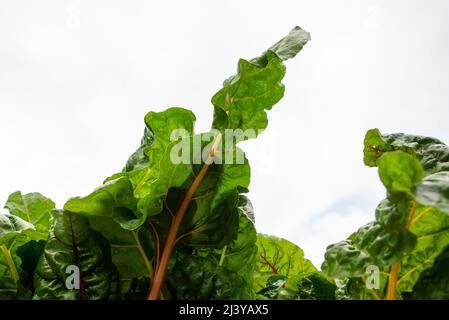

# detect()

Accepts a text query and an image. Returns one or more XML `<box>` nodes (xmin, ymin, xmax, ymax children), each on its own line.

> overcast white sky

<box><xmin>1</xmin><ymin>0</ymin><xmax>448</xmax><ymax>266</ymax></box>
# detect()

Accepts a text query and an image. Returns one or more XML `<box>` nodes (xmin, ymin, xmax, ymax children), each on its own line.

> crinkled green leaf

<box><xmin>142</xmin><ymin>108</ymin><xmax>196</xmax><ymax>166</ymax></box>
<box><xmin>123</xmin><ymin>107</ymin><xmax>196</xmax><ymax>196</ymax></box>
<box><xmin>33</xmin><ymin>210</ymin><xmax>120</xmax><ymax>300</ymax></box>
<box><xmin>409</xmin><ymin>245</ymin><xmax>449</xmax><ymax>299</ymax></box>
<box><xmin>65</xmin><ymin>191</ymin><xmax>156</xmax><ymax>298</ymax></box>
<box><xmin>328</xmin><ymin>130</ymin><xmax>449</xmax><ymax>300</ymax></box>
<box><xmin>87</xmin><ymin>215</ymin><xmax>155</xmax><ymax>298</ymax></box>
<box><xmin>260</xmin><ymin>26</ymin><xmax>311</xmax><ymax>62</ymax></box>
<box><xmin>375</xmin><ymin>196</ymin><xmax>413</xmax><ymax>229</ymax></box>
<box><xmin>195</xmin><ymin>197</ymin><xmax>258</xmax><ymax>298</ymax></box>
<box><xmin>0</xmin><ymin>214</ymin><xmax>36</xmax><ymax>299</ymax></box>
<box><xmin>4</xmin><ymin>191</ymin><xmax>55</xmax><ymax>237</ymax></box>
<box><xmin>324</xmin><ymin>151</ymin><xmax>421</xmax><ymax>288</ymax></box>
<box><xmin>0</xmin><ymin>215</ymin><xmax>34</xmax><ymax>244</ymax></box>
<box><xmin>255</xmin><ymin>234</ymin><xmax>316</xmax><ymax>293</ymax></box>
<box><xmin>415</xmin><ymin>171</ymin><xmax>449</xmax><ymax>213</ymax></box>
<box><xmin>123</xmin><ymin>127</ymin><xmax>154</xmax><ymax>172</ymax></box>
<box><xmin>136</xmin><ymin>142</ymin><xmax>192</xmax><ymax>222</ymax></box>
<box><xmin>322</xmin><ymin>239</ymin><xmax>375</xmax><ymax>279</ymax></box>
<box><xmin>364</xmin><ymin>128</ymin><xmax>449</xmax><ymax>174</ymax></box>
<box><xmin>176</xmin><ymin>146</ymin><xmax>250</xmax><ymax>248</ymax></box>
<box><xmin>257</xmin><ymin>272</ymin><xmax>336</xmax><ymax>301</ymax></box>
<box><xmin>257</xmin><ymin>275</ymin><xmax>297</xmax><ymax>300</ymax></box>
<box><xmin>212</xmin><ymin>26</ymin><xmax>310</xmax><ymax>136</ymax></box>
<box><xmin>396</xmin><ymin>204</ymin><xmax>449</xmax><ymax>295</ymax></box>
<box><xmin>377</xmin><ymin>151</ymin><xmax>424</xmax><ymax>196</ymax></box>
<box><xmin>296</xmin><ymin>272</ymin><xmax>337</xmax><ymax>300</ymax></box>
<box><xmin>353</xmin><ymin>221</ymin><xmax>416</xmax><ymax>266</ymax></box>
<box><xmin>140</xmin><ymin>137</ymin><xmax>251</xmax><ymax>248</ymax></box>
<box><xmin>334</xmin><ymin>275</ymin><xmax>389</xmax><ymax>300</ymax></box>
<box><xmin>363</xmin><ymin>128</ymin><xmax>396</xmax><ymax>167</ymax></box>
<box><xmin>170</xmin><ymin>255</ymin><xmax>248</xmax><ymax>299</ymax></box>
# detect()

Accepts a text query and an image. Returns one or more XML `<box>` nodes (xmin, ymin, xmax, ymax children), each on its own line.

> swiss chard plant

<box><xmin>1</xmin><ymin>26</ymin><xmax>449</xmax><ymax>300</ymax></box>
<box><xmin>1</xmin><ymin>26</ymin><xmax>329</xmax><ymax>300</ymax></box>
<box><xmin>322</xmin><ymin>129</ymin><xmax>449</xmax><ymax>300</ymax></box>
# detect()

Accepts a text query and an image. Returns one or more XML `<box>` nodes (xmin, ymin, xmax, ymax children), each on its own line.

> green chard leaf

<box><xmin>296</xmin><ymin>272</ymin><xmax>337</xmax><ymax>300</ymax></box>
<box><xmin>256</xmin><ymin>272</ymin><xmax>337</xmax><ymax>301</ymax></box>
<box><xmin>190</xmin><ymin>195</ymin><xmax>258</xmax><ymax>299</ymax></box>
<box><xmin>364</xmin><ymin>128</ymin><xmax>449</xmax><ymax>174</ymax></box>
<box><xmin>211</xmin><ymin>26</ymin><xmax>310</xmax><ymax>136</ymax></box>
<box><xmin>255</xmin><ymin>234</ymin><xmax>316</xmax><ymax>299</ymax></box>
<box><xmin>170</xmin><ymin>255</ymin><xmax>248</xmax><ymax>300</ymax></box>
<box><xmin>64</xmin><ymin>183</ymin><xmax>156</xmax><ymax>298</ymax></box>
<box><xmin>33</xmin><ymin>210</ymin><xmax>120</xmax><ymax>300</ymax></box>
<box><xmin>408</xmin><ymin>244</ymin><xmax>449</xmax><ymax>299</ymax></box>
<box><xmin>1</xmin><ymin>191</ymin><xmax>55</xmax><ymax>299</ymax></box>
<box><xmin>65</xmin><ymin>177</ymin><xmax>139</xmax><ymax>230</ymax></box>
<box><xmin>4</xmin><ymin>191</ymin><xmax>55</xmax><ymax>237</ymax></box>
<box><xmin>0</xmin><ymin>215</ymin><xmax>35</xmax><ymax>299</ymax></box>
<box><xmin>325</xmin><ymin>130</ymin><xmax>449</xmax><ymax>300</ymax></box>
<box><xmin>122</xmin><ymin>107</ymin><xmax>196</xmax><ymax>197</ymax></box>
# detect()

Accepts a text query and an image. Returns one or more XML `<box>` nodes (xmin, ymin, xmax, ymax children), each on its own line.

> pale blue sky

<box><xmin>1</xmin><ymin>0</ymin><xmax>448</xmax><ymax>266</ymax></box>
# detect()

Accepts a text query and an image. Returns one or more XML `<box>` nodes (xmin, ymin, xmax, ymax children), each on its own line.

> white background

<box><xmin>1</xmin><ymin>0</ymin><xmax>448</xmax><ymax>266</ymax></box>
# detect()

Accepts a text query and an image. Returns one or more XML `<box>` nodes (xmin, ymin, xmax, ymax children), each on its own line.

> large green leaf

<box><xmin>256</xmin><ymin>272</ymin><xmax>336</xmax><ymax>300</ymax></box>
<box><xmin>135</xmin><ymin>136</ymin><xmax>251</xmax><ymax>249</ymax></box>
<box><xmin>65</xmin><ymin>190</ymin><xmax>156</xmax><ymax>298</ymax></box>
<box><xmin>255</xmin><ymin>234</ymin><xmax>316</xmax><ymax>295</ymax></box>
<box><xmin>211</xmin><ymin>26</ymin><xmax>310</xmax><ymax>136</ymax></box>
<box><xmin>4</xmin><ymin>191</ymin><xmax>55</xmax><ymax>237</ymax></box>
<box><xmin>173</xmin><ymin>144</ymin><xmax>251</xmax><ymax>248</ymax></box>
<box><xmin>415</xmin><ymin>171</ymin><xmax>449</xmax><ymax>213</ymax></box>
<box><xmin>123</xmin><ymin>107</ymin><xmax>196</xmax><ymax>197</ymax></box>
<box><xmin>296</xmin><ymin>272</ymin><xmax>337</xmax><ymax>300</ymax></box>
<box><xmin>0</xmin><ymin>214</ymin><xmax>35</xmax><ymax>299</ymax></box>
<box><xmin>321</xmin><ymin>240</ymin><xmax>374</xmax><ymax>279</ymax></box>
<box><xmin>87</xmin><ymin>215</ymin><xmax>155</xmax><ymax>299</ymax></box>
<box><xmin>408</xmin><ymin>245</ymin><xmax>449</xmax><ymax>299</ymax></box>
<box><xmin>396</xmin><ymin>204</ymin><xmax>449</xmax><ymax>295</ymax></box>
<box><xmin>33</xmin><ymin>210</ymin><xmax>120</xmax><ymax>300</ymax></box>
<box><xmin>65</xmin><ymin>176</ymin><xmax>140</xmax><ymax>230</ymax></box>
<box><xmin>170</xmin><ymin>255</ymin><xmax>248</xmax><ymax>300</ymax></box>
<box><xmin>364</xmin><ymin>128</ymin><xmax>449</xmax><ymax>174</ymax></box>
<box><xmin>334</xmin><ymin>275</ymin><xmax>389</xmax><ymax>300</ymax></box>
<box><xmin>192</xmin><ymin>196</ymin><xmax>258</xmax><ymax>299</ymax></box>
<box><xmin>377</xmin><ymin>152</ymin><xmax>424</xmax><ymax>196</ymax></box>
<box><xmin>1</xmin><ymin>191</ymin><xmax>55</xmax><ymax>300</ymax></box>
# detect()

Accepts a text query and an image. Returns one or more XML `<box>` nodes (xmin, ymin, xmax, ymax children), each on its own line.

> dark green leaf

<box><xmin>0</xmin><ymin>214</ymin><xmax>36</xmax><ymax>299</ymax></box>
<box><xmin>364</xmin><ymin>128</ymin><xmax>449</xmax><ymax>174</ymax></box>
<box><xmin>33</xmin><ymin>211</ymin><xmax>120</xmax><ymax>300</ymax></box>
<box><xmin>409</xmin><ymin>245</ymin><xmax>449</xmax><ymax>299</ymax></box>
<box><xmin>171</xmin><ymin>255</ymin><xmax>248</xmax><ymax>299</ymax></box>
<box><xmin>296</xmin><ymin>272</ymin><xmax>337</xmax><ymax>300</ymax></box>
